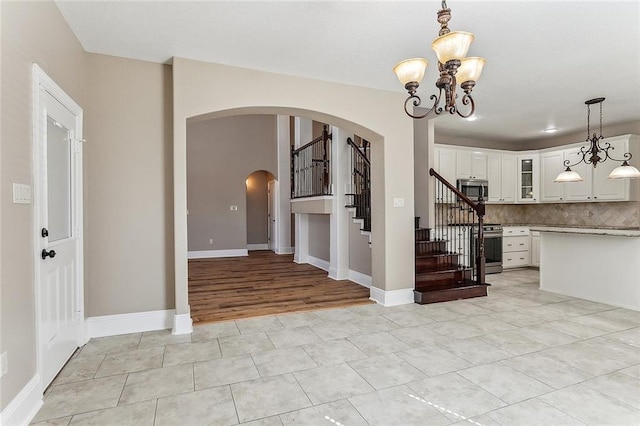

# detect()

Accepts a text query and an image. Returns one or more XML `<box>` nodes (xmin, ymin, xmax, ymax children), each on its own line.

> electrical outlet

<box><xmin>209</xmin><ymin>238</ymin><xmax>213</xmax><ymax>245</ymax></box>
<box><xmin>230</xmin><ymin>205</ymin><xmax>238</xmax><ymax>211</ymax></box>
<box><xmin>1</xmin><ymin>351</ymin><xmax>7</xmax><ymax>377</ymax></box>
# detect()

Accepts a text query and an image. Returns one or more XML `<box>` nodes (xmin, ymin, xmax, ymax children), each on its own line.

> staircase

<box><xmin>414</xmin><ymin>226</ymin><xmax>488</xmax><ymax>304</ymax></box>
<box><xmin>413</xmin><ymin>168</ymin><xmax>490</xmax><ymax>304</ymax></box>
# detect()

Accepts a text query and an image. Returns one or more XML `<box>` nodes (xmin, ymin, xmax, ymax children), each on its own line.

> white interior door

<box><xmin>34</xmin><ymin>65</ymin><xmax>84</xmax><ymax>389</ymax></box>
<box><xmin>268</xmin><ymin>180</ymin><xmax>277</xmax><ymax>251</ymax></box>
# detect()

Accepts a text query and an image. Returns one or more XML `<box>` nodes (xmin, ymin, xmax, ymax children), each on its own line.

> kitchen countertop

<box><xmin>529</xmin><ymin>226</ymin><xmax>640</xmax><ymax>237</ymax></box>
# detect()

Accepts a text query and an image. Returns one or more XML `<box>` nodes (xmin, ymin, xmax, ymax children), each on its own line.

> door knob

<box><xmin>41</xmin><ymin>228</ymin><xmax>49</xmax><ymax>238</ymax></box>
<box><xmin>41</xmin><ymin>249</ymin><xmax>56</xmax><ymax>260</ymax></box>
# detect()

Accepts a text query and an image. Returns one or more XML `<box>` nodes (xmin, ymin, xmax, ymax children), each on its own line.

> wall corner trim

<box><xmin>369</xmin><ymin>286</ymin><xmax>414</xmax><ymax>307</ymax></box>
<box><xmin>188</xmin><ymin>249</ymin><xmax>248</xmax><ymax>259</ymax></box>
<box><xmin>172</xmin><ymin>313</ymin><xmax>193</xmax><ymax>335</ymax></box>
<box><xmin>0</xmin><ymin>374</ymin><xmax>43</xmax><ymax>426</ymax></box>
<box><xmin>85</xmin><ymin>309</ymin><xmax>175</xmax><ymax>338</ymax></box>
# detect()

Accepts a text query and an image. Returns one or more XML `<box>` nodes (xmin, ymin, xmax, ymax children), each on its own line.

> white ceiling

<box><xmin>54</xmin><ymin>0</ymin><xmax>640</xmax><ymax>143</ymax></box>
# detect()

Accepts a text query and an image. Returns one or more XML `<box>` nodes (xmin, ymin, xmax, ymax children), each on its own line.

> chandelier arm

<box><xmin>432</xmin><ymin>89</ymin><xmax>445</xmax><ymax>115</ymax></box>
<box><xmin>403</xmin><ymin>94</ymin><xmax>435</xmax><ymax>119</ymax></box>
<box><xmin>599</xmin><ymin>140</ymin><xmax>633</xmax><ymax>163</ymax></box>
<box><xmin>563</xmin><ymin>148</ymin><xmax>589</xmax><ymax>169</ymax></box>
<box><xmin>455</xmin><ymin>93</ymin><xmax>476</xmax><ymax>118</ymax></box>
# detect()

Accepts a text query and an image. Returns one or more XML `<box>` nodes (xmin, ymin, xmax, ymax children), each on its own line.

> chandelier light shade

<box><xmin>393</xmin><ymin>58</ymin><xmax>429</xmax><ymax>86</ymax></box>
<box><xmin>555</xmin><ymin>97</ymin><xmax>640</xmax><ymax>183</ymax></box>
<box><xmin>393</xmin><ymin>1</ymin><xmax>485</xmax><ymax>119</ymax></box>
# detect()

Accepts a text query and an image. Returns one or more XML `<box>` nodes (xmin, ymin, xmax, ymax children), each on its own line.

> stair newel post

<box><xmin>476</xmin><ymin>195</ymin><xmax>486</xmax><ymax>286</ymax></box>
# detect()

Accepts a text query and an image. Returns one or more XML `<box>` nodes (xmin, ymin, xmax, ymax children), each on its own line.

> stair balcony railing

<box><xmin>346</xmin><ymin>137</ymin><xmax>371</xmax><ymax>232</ymax></box>
<box><xmin>429</xmin><ymin>168</ymin><xmax>486</xmax><ymax>285</ymax></box>
<box><xmin>291</xmin><ymin>125</ymin><xmax>332</xmax><ymax>198</ymax></box>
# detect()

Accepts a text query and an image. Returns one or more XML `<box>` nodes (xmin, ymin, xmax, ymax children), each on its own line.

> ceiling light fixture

<box><xmin>543</xmin><ymin>127</ymin><xmax>558</xmax><ymax>134</ymax></box>
<box><xmin>555</xmin><ymin>98</ymin><xmax>640</xmax><ymax>183</ymax></box>
<box><xmin>393</xmin><ymin>1</ymin><xmax>486</xmax><ymax>120</ymax></box>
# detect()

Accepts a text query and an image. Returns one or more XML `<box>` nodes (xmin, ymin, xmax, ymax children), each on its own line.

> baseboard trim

<box><xmin>307</xmin><ymin>255</ymin><xmax>330</xmax><ymax>272</ymax></box>
<box><xmin>275</xmin><ymin>246</ymin><xmax>294</xmax><ymax>255</ymax></box>
<box><xmin>247</xmin><ymin>244</ymin><xmax>269</xmax><ymax>251</ymax></box>
<box><xmin>85</xmin><ymin>309</ymin><xmax>175</xmax><ymax>338</ymax></box>
<box><xmin>188</xmin><ymin>249</ymin><xmax>248</xmax><ymax>259</ymax></box>
<box><xmin>328</xmin><ymin>267</ymin><xmax>349</xmax><ymax>281</ymax></box>
<box><xmin>369</xmin><ymin>286</ymin><xmax>414</xmax><ymax>307</ymax></box>
<box><xmin>172</xmin><ymin>313</ymin><xmax>193</xmax><ymax>335</ymax></box>
<box><xmin>348</xmin><ymin>270</ymin><xmax>372</xmax><ymax>288</ymax></box>
<box><xmin>0</xmin><ymin>374</ymin><xmax>43</xmax><ymax>426</ymax></box>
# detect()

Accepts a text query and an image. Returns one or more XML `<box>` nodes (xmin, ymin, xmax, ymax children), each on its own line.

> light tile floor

<box><xmin>32</xmin><ymin>269</ymin><xmax>640</xmax><ymax>425</ymax></box>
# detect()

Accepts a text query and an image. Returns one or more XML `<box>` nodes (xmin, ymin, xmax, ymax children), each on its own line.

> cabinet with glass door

<box><xmin>517</xmin><ymin>153</ymin><xmax>539</xmax><ymax>203</ymax></box>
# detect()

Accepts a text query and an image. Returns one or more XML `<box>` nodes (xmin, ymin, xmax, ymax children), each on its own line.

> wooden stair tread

<box><xmin>416</xmin><ymin>263</ymin><xmax>469</xmax><ymax>273</ymax></box>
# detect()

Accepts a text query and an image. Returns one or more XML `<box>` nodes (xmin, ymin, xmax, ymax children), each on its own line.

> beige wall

<box><xmin>1</xmin><ymin>0</ymin><xmax>86</xmax><ymax>411</ymax></box>
<box><xmin>246</xmin><ymin>171</ymin><xmax>272</xmax><ymax>246</ymax></box>
<box><xmin>172</xmin><ymin>57</ymin><xmax>415</xmax><ymax>316</ymax></box>
<box><xmin>84</xmin><ymin>54</ymin><xmax>174</xmax><ymax>316</ymax></box>
<box><xmin>308</xmin><ymin>214</ymin><xmax>330</xmax><ymax>261</ymax></box>
<box><xmin>186</xmin><ymin>115</ymin><xmax>277</xmax><ymax>251</ymax></box>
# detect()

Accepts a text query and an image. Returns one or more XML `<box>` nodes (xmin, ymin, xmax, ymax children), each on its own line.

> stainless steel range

<box><xmin>472</xmin><ymin>223</ymin><xmax>503</xmax><ymax>274</ymax></box>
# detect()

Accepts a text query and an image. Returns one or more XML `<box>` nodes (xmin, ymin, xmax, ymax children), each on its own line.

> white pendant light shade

<box><xmin>432</xmin><ymin>31</ymin><xmax>474</xmax><ymax>64</ymax></box>
<box><xmin>607</xmin><ymin>162</ymin><xmax>640</xmax><ymax>179</ymax></box>
<box><xmin>456</xmin><ymin>57</ymin><xmax>486</xmax><ymax>84</ymax></box>
<box><xmin>393</xmin><ymin>58</ymin><xmax>429</xmax><ymax>86</ymax></box>
<box><xmin>554</xmin><ymin>168</ymin><xmax>584</xmax><ymax>183</ymax></box>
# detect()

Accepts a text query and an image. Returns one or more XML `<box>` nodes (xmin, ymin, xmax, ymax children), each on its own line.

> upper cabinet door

<box><xmin>456</xmin><ymin>150</ymin><xmax>487</xmax><ymax>179</ymax></box>
<box><xmin>501</xmin><ymin>155</ymin><xmax>517</xmax><ymax>203</ymax></box>
<box><xmin>592</xmin><ymin>137</ymin><xmax>629</xmax><ymax>201</ymax></box>
<box><xmin>540</xmin><ymin>151</ymin><xmax>564</xmax><ymax>202</ymax></box>
<box><xmin>436</xmin><ymin>147</ymin><xmax>457</xmax><ymax>185</ymax></box>
<box><xmin>563</xmin><ymin>148</ymin><xmax>592</xmax><ymax>201</ymax></box>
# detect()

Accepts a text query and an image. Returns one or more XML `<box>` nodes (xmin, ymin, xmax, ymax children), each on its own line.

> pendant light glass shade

<box><xmin>432</xmin><ymin>31</ymin><xmax>474</xmax><ymax>64</ymax></box>
<box><xmin>554</xmin><ymin>168</ymin><xmax>584</xmax><ymax>183</ymax></box>
<box><xmin>393</xmin><ymin>58</ymin><xmax>429</xmax><ymax>85</ymax></box>
<box><xmin>607</xmin><ymin>162</ymin><xmax>640</xmax><ymax>179</ymax></box>
<box><xmin>456</xmin><ymin>57</ymin><xmax>486</xmax><ymax>84</ymax></box>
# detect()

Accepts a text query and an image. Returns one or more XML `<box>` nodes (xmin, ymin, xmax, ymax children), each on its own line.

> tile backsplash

<box><xmin>485</xmin><ymin>202</ymin><xmax>639</xmax><ymax>229</ymax></box>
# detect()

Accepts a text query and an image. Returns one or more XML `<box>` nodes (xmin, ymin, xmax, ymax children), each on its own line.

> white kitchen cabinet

<box><xmin>540</xmin><ymin>151</ymin><xmax>565</xmax><ymax>202</ymax></box>
<box><xmin>434</xmin><ymin>147</ymin><xmax>457</xmax><ymax>185</ymax></box>
<box><xmin>562</xmin><ymin>147</ymin><xmax>593</xmax><ymax>201</ymax></box>
<box><xmin>503</xmin><ymin>226</ymin><xmax>530</xmax><ymax>269</ymax></box>
<box><xmin>517</xmin><ymin>154</ymin><xmax>539</xmax><ymax>202</ymax></box>
<box><xmin>592</xmin><ymin>136</ymin><xmax>631</xmax><ymax>200</ymax></box>
<box><xmin>531</xmin><ymin>231</ymin><xmax>540</xmax><ymax>267</ymax></box>
<box><xmin>456</xmin><ymin>150</ymin><xmax>487</xmax><ymax>180</ymax></box>
<box><xmin>540</xmin><ymin>135</ymin><xmax>638</xmax><ymax>203</ymax></box>
<box><xmin>487</xmin><ymin>154</ymin><xmax>517</xmax><ymax>203</ymax></box>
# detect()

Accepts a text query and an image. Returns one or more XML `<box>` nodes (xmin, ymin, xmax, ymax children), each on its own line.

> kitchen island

<box><xmin>531</xmin><ymin>226</ymin><xmax>640</xmax><ymax>311</ymax></box>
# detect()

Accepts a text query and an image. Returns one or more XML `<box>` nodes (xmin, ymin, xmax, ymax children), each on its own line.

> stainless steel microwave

<box><xmin>457</xmin><ymin>178</ymin><xmax>488</xmax><ymax>201</ymax></box>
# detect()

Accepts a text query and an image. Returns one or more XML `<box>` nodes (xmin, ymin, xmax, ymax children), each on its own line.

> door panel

<box><xmin>35</xmin><ymin>69</ymin><xmax>83</xmax><ymax>389</ymax></box>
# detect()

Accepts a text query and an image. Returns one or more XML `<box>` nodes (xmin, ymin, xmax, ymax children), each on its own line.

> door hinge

<box><xmin>75</xmin><ymin>311</ymin><xmax>83</xmax><ymax>324</ymax></box>
<box><xmin>74</xmin><ymin>138</ymin><xmax>85</xmax><ymax>153</ymax></box>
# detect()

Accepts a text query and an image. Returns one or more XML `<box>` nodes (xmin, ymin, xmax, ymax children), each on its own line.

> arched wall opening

<box><xmin>173</xmin><ymin>58</ymin><xmax>416</xmax><ymax>331</ymax></box>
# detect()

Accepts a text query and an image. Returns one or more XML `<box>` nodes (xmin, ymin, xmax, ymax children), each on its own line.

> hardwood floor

<box><xmin>188</xmin><ymin>250</ymin><xmax>373</xmax><ymax>323</ymax></box>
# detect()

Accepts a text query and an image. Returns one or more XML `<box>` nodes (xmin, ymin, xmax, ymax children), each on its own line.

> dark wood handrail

<box><xmin>292</xmin><ymin>125</ymin><xmax>332</xmax><ymax>155</ymax></box>
<box><xmin>429</xmin><ymin>168</ymin><xmax>485</xmax><ymax>216</ymax></box>
<box><xmin>347</xmin><ymin>137</ymin><xmax>370</xmax><ymax>165</ymax></box>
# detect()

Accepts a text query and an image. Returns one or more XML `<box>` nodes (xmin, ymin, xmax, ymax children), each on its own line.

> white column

<box><xmin>275</xmin><ymin>115</ymin><xmax>292</xmax><ymax>254</ymax></box>
<box><xmin>293</xmin><ymin>117</ymin><xmax>313</xmax><ymax>264</ymax></box>
<box><xmin>427</xmin><ymin>119</ymin><xmax>436</xmax><ymax>228</ymax></box>
<box><xmin>328</xmin><ymin>126</ymin><xmax>351</xmax><ymax>280</ymax></box>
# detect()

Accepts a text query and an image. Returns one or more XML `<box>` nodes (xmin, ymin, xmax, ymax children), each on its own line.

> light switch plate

<box><xmin>12</xmin><ymin>183</ymin><xmax>32</xmax><ymax>204</ymax></box>
<box><xmin>393</xmin><ymin>198</ymin><xmax>405</xmax><ymax>208</ymax></box>
<box><xmin>230</xmin><ymin>205</ymin><xmax>238</xmax><ymax>211</ymax></box>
